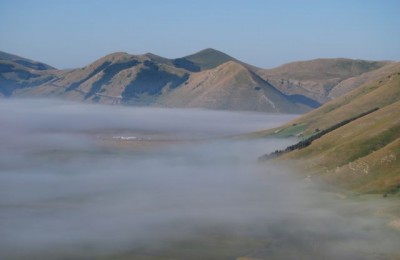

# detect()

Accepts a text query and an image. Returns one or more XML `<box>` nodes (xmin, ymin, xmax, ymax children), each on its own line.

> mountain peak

<box><xmin>194</xmin><ymin>48</ymin><xmax>225</xmax><ymax>55</ymax></box>
<box><xmin>182</xmin><ymin>48</ymin><xmax>236</xmax><ymax>70</ymax></box>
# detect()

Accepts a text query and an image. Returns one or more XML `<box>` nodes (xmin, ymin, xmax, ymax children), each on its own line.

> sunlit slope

<box><xmin>158</xmin><ymin>61</ymin><xmax>311</xmax><ymax>113</ymax></box>
<box><xmin>282</xmin><ymin>100</ymin><xmax>400</xmax><ymax>194</ymax></box>
<box><xmin>329</xmin><ymin>62</ymin><xmax>400</xmax><ymax>98</ymax></box>
<box><xmin>258</xmin><ymin>58</ymin><xmax>390</xmax><ymax>103</ymax></box>
<box><xmin>254</xmin><ymin>68</ymin><xmax>400</xmax><ymax>194</ymax></box>
<box><xmin>254</xmin><ymin>65</ymin><xmax>400</xmax><ymax>137</ymax></box>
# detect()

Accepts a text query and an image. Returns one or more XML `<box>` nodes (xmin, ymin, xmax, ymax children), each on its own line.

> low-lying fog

<box><xmin>0</xmin><ymin>99</ymin><xmax>398</xmax><ymax>260</ymax></box>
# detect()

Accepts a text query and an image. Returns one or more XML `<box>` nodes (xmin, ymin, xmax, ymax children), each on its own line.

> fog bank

<box><xmin>0</xmin><ymin>99</ymin><xmax>398</xmax><ymax>259</ymax></box>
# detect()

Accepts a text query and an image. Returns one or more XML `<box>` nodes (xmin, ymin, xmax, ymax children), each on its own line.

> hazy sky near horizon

<box><xmin>1</xmin><ymin>0</ymin><xmax>399</xmax><ymax>69</ymax></box>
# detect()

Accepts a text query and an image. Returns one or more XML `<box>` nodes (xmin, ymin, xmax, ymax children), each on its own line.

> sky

<box><xmin>0</xmin><ymin>0</ymin><xmax>399</xmax><ymax>69</ymax></box>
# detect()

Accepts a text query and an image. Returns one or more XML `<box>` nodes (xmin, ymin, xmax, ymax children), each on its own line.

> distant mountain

<box><xmin>0</xmin><ymin>51</ymin><xmax>55</xmax><ymax>70</ymax></box>
<box><xmin>2</xmin><ymin>49</ymin><xmax>394</xmax><ymax>113</ymax></box>
<box><xmin>258</xmin><ymin>58</ymin><xmax>390</xmax><ymax>103</ymax></box>
<box><xmin>157</xmin><ymin>61</ymin><xmax>312</xmax><ymax>113</ymax></box>
<box><xmin>177</xmin><ymin>48</ymin><xmax>237</xmax><ymax>71</ymax></box>
<box><xmin>256</xmin><ymin>63</ymin><xmax>400</xmax><ymax>194</ymax></box>
<box><xmin>0</xmin><ymin>51</ymin><xmax>56</xmax><ymax>97</ymax></box>
<box><xmin>11</xmin><ymin>49</ymin><xmax>321</xmax><ymax>113</ymax></box>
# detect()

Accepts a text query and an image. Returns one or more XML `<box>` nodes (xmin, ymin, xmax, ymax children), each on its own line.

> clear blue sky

<box><xmin>1</xmin><ymin>0</ymin><xmax>399</xmax><ymax>69</ymax></box>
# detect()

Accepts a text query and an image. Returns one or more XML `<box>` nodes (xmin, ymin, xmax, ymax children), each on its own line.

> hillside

<box><xmin>12</xmin><ymin>50</ymin><xmax>318</xmax><ymax>113</ymax></box>
<box><xmin>179</xmin><ymin>48</ymin><xmax>237</xmax><ymax>71</ymax></box>
<box><xmin>2</xmin><ymin>49</ymin><xmax>394</xmax><ymax>113</ymax></box>
<box><xmin>15</xmin><ymin>52</ymin><xmax>190</xmax><ymax>104</ymax></box>
<box><xmin>158</xmin><ymin>61</ymin><xmax>312</xmax><ymax>113</ymax></box>
<box><xmin>256</xmin><ymin>66</ymin><xmax>400</xmax><ymax>194</ymax></box>
<box><xmin>0</xmin><ymin>51</ymin><xmax>56</xmax><ymax>97</ymax></box>
<box><xmin>258</xmin><ymin>58</ymin><xmax>390</xmax><ymax>103</ymax></box>
<box><xmin>0</xmin><ymin>51</ymin><xmax>55</xmax><ymax>70</ymax></box>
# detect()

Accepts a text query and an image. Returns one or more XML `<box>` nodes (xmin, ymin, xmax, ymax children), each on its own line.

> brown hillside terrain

<box><xmin>4</xmin><ymin>49</ymin><xmax>395</xmax><ymax>114</ymax></box>
<box><xmin>14</xmin><ymin>50</ymin><xmax>318</xmax><ymax>112</ymax></box>
<box><xmin>329</xmin><ymin>62</ymin><xmax>400</xmax><ymax>98</ymax></box>
<box><xmin>258</xmin><ymin>58</ymin><xmax>390</xmax><ymax>103</ymax></box>
<box><xmin>158</xmin><ymin>61</ymin><xmax>311</xmax><ymax>113</ymax></box>
<box><xmin>0</xmin><ymin>60</ymin><xmax>57</xmax><ymax>97</ymax></box>
<box><xmin>0</xmin><ymin>51</ymin><xmax>55</xmax><ymax>70</ymax></box>
<box><xmin>16</xmin><ymin>52</ymin><xmax>190</xmax><ymax>105</ymax></box>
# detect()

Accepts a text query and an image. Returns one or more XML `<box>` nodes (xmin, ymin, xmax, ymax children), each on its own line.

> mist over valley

<box><xmin>0</xmin><ymin>99</ymin><xmax>399</xmax><ymax>259</ymax></box>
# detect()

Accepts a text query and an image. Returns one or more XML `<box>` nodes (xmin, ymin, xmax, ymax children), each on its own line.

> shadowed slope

<box><xmin>0</xmin><ymin>51</ymin><xmax>55</xmax><ymax>70</ymax></box>
<box><xmin>0</xmin><ymin>51</ymin><xmax>56</xmax><ymax>96</ymax></box>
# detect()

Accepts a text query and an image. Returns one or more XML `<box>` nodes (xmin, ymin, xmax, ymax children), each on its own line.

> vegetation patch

<box><xmin>271</xmin><ymin>123</ymin><xmax>307</xmax><ymax>138</ymax></box>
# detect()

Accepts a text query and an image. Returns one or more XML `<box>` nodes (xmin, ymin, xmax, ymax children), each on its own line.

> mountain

<box><xmin>16</xmin><ymin>52</ymin><xmax>190</xmax><ymax>105</ymax></box>
<box><xmin>328</xmin><ymin>61</ymin><xmax>400</xmax><ymax>98</ymax></box>
<box><xmin>2</xmin><ymin>49</ymin><xmax>394</xmax><ymax>114</ymax></box>
<box><xmin>11</xmin><ymin>50</ymin><xmax>319</xmax><ymax>113</ymax></box>
<box><xmin>256</xmin><ymin>64</ymin><xmax>400</xmax><ymax>194</ymax></box>
<box><xmin>0</xmin><ymin>51</ymin><xmax>56</xmax><ymax>97</ymax></box>
<box><xmin>157</xmin><ymin>61</ymin><xmax>312</xmax><ymax>113</ymax></box>
<box><xmin>0</xmin><ymin>51</ymin><xmax>55</xmax><ymax>70</ymax></box>
<box><xmin>258</xmin><ymin>58</ymin><xmax>391</xmax><ymax>103</ymax></box>
<box><xmin>177</xmin><ymin>48</ymin><xmax>237</xmax><ymax>71</ymax></box>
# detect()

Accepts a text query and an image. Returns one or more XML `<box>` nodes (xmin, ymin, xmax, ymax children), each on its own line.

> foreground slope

<box><xmin>283</xmin><ymin>100</ymin><xmax>400</xmax><ymax>194</ymax></box>
<box><xmin>257</xmin><ymin>66</ymin><xmax>400</xmax><ymax>194</ymax></box>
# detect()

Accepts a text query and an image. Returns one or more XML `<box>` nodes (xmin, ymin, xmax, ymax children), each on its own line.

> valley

<box><xmin>0</xmin><ymin>99</ymin><xmax>399</xmax><ymax>259</ymax></box>
<box><xmin>1</xmin><ymin>49</ymin><xmax>399</xmax><ymax>259</ymax></box>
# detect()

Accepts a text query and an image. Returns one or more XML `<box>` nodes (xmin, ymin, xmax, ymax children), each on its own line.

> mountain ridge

<box><xmin>1</xmin><ymin>49</ymin><xmax>394</xmax><ymax>113</ymax></box>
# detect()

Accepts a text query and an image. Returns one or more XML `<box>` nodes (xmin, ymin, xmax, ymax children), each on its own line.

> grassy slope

<box><xmin>252</xmin><ymin>66</ymin><xmax>400</xmax><ymax>138</ymax></box>
<box><xmin>262</xmin><ymin>58</ymin><xmax>387</xmax><ymax>80</ymax></box>
<box><xmin>253</xmin><ymin>68</ymin><xmax>400</xmax><ymax>194</ymax></box>
<box><xmin>281</xmin><ymin>100</ymin><xmax>400</xmax><ymax>193</ymax></box>
<box><xmin>329</xmin><ymin>62</ymin><xmax>400</xmax><ymax>98</ymax></box>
